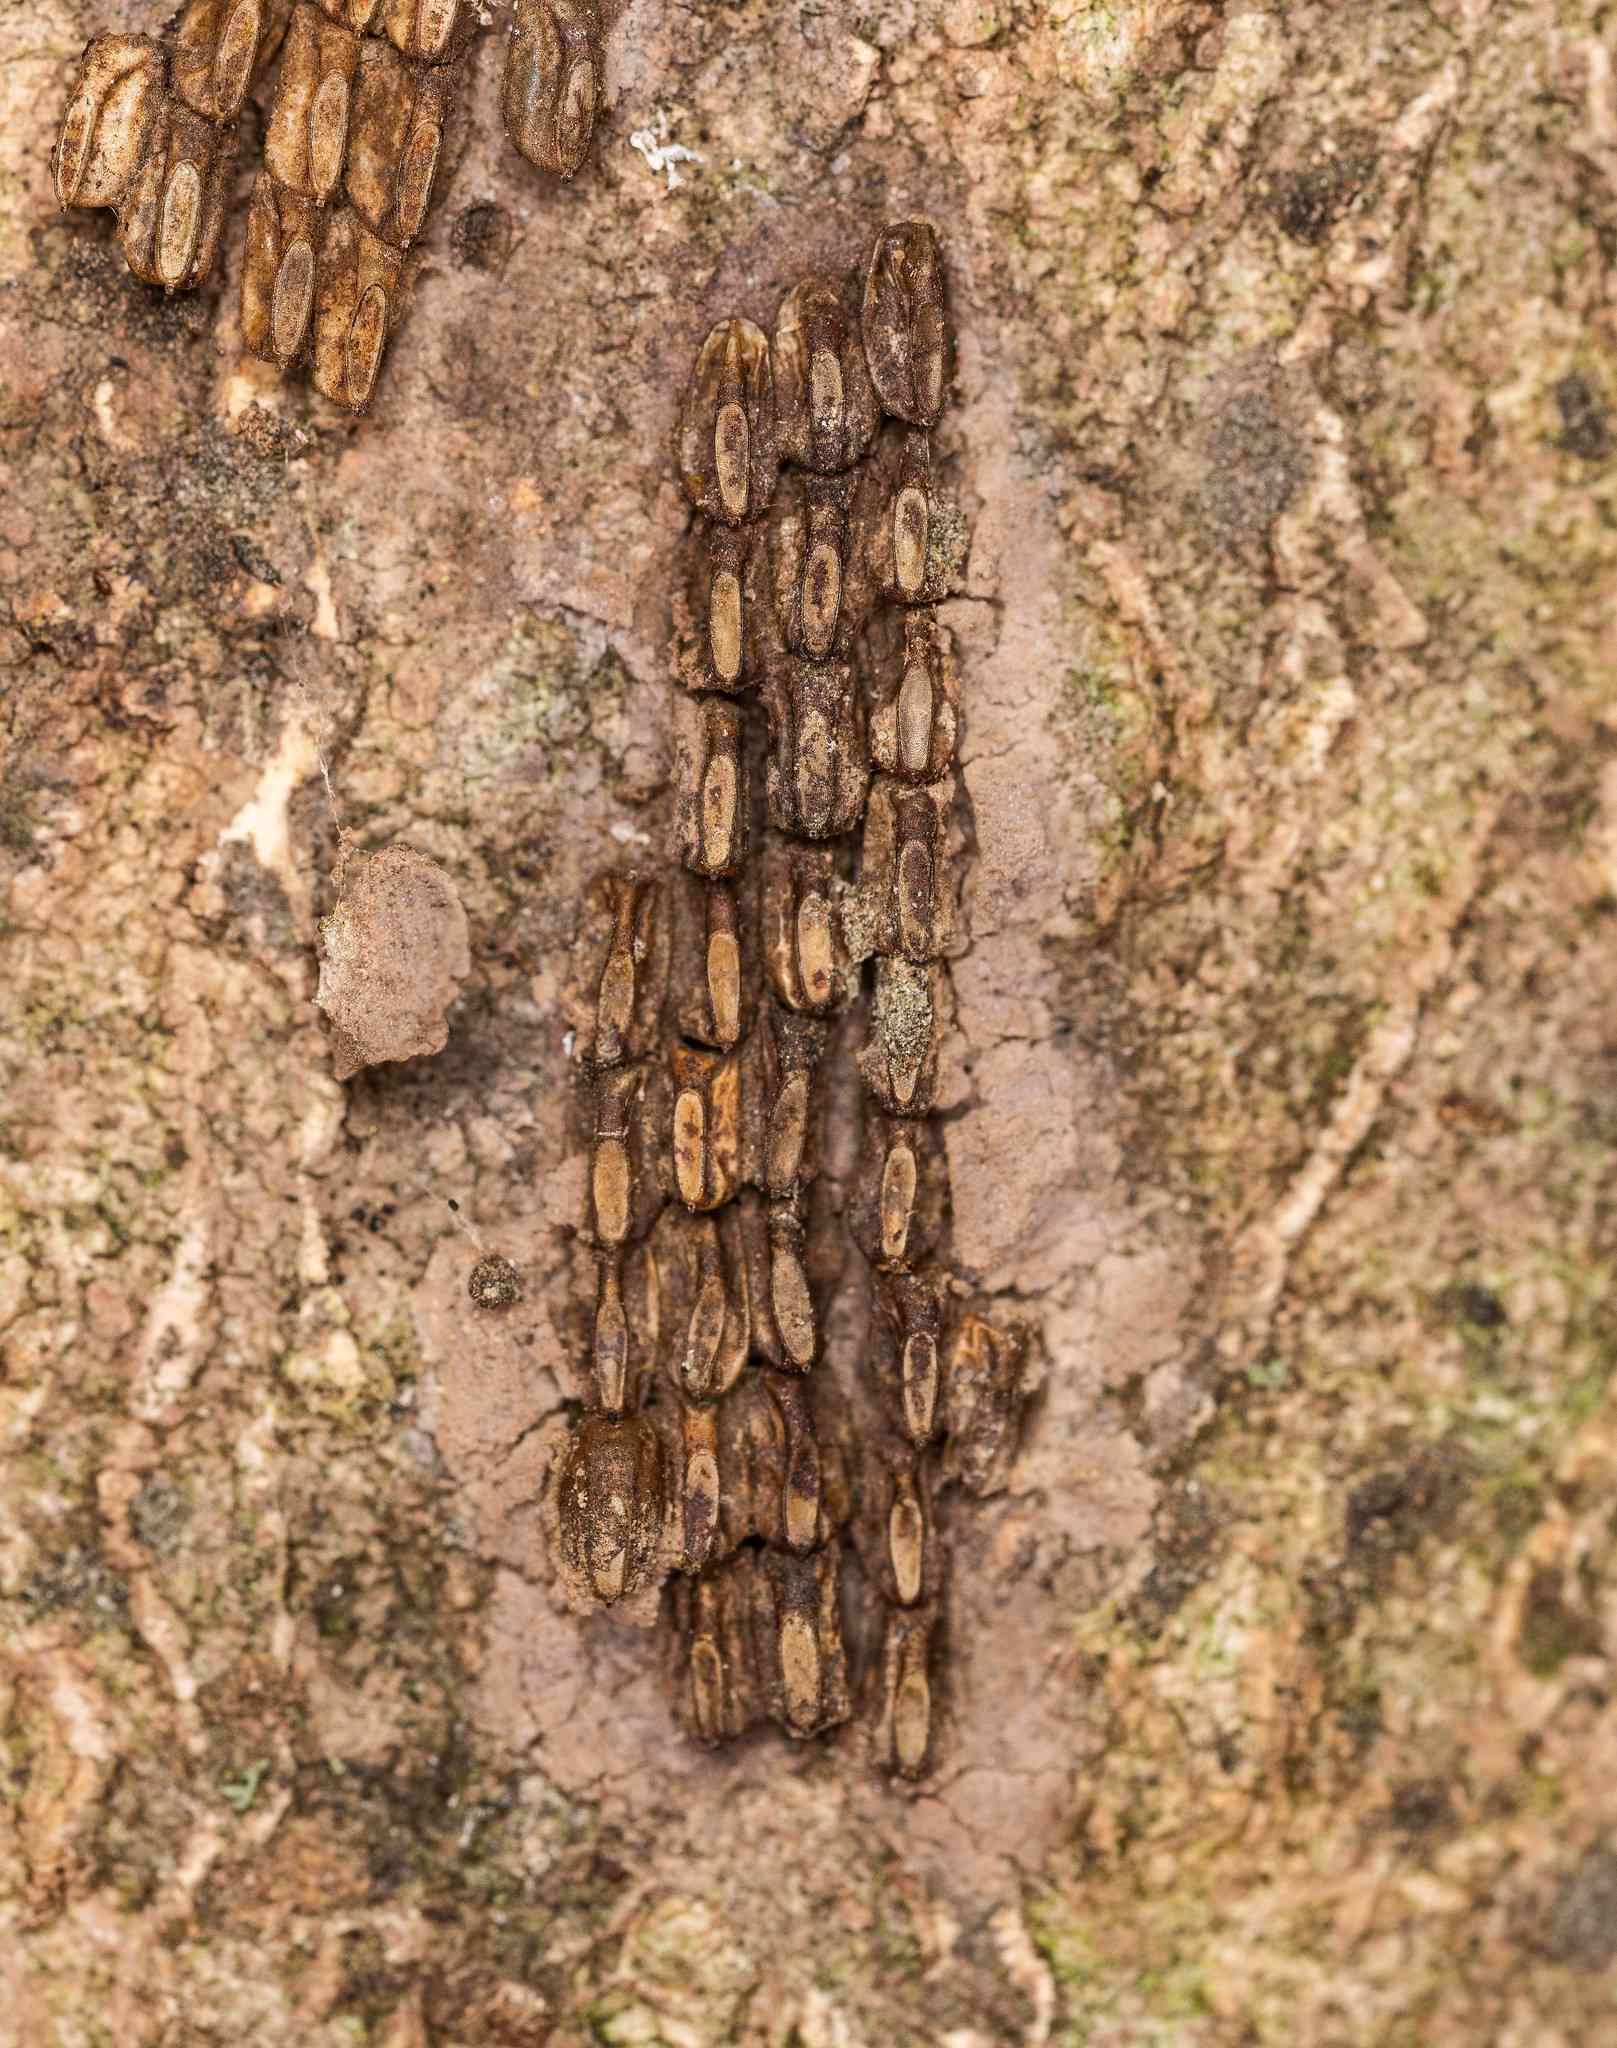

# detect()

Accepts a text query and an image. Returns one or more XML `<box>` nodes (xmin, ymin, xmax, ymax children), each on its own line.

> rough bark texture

<box><xmin>4</xmin><ymin>1</ymin><xmax>1617</xmax><ymax>2042</ymax></box>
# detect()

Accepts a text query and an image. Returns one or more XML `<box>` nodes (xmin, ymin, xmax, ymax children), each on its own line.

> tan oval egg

<box><xmin>880</xmin><ymin>1136</ymin><xmax>918</xmax><ymax>1263</ymax></box>
<box><xmin>902</xmin><ymin>1332</ymin><xmax>939</xmax><ymax>1441</ymax></box>
<box><xmin>593</xmin><ymin>1277</ymin><xmax>628</xmax><ymax>1412</ymax></box>
<box><xmin>638</xmin><ymin>1239</ymin><xmax>662</xmax><ymax>1347</ymax></box>
<box><xmin>396</xmin><ymin>119</ymin><xmax>441</xmax><ymax>244</ymax></box>
<box><xmin>690</xmin><ymin>1637</ymin><xmax>725</xmax><ymax>1741</ymax></box>
<box><xmin>766</xmin><ymin>1072</ymin><xmax>809</xmax><ymax>1191</ymax></box>
<box><xmin>702</xmin><ymin>751</ymin><xmax>737</xmax><ymax>871</ymax></box>
<box><xmin>715</xmin><ymin>400</ymin><xmax>749</xmax><ymax>520</ymax></box>
<box><xmin>594</xmin><ymin>946</ymin><xmax>634</xmax><ymax>1062</ymax></box>
<box><xmin>684</xmin><ymin>1272</ymin><xmax>728</xmax><ymax>1395</ymax></box>
<box><xmin>894</xmin><ymin>1666</ymin><xmax>931</xmax><ymax>1774</ymax></box>
<box><xmin>898</xmin><ymin>839</ymin><xmax>934</xmax><ymax>956</ymax></box>
<box><xmin>416</xmin><ymin>0</ymin><xmax>460</xmax><ymax>60</ymax></box>
<box><xmin>889</xmin><ymin>1038</ymin><xmax>920</xmax><ymax>1110</ymax></box>
<box><xmin>685</xmin><ymin>1446</ymin><xmax>720</xmax><ymax>1526</ymax></box>
<box><xmin>897</xmin><ymin>657</ymin><xmax>935</xmax><ymax>775</ymax></box>
<box><xmin>894</xmin><ymin>484</ymin><xmax>929</xmax><ymax>596</ymax></box>
<box><xmin>673</xmin><ymin>1089</ymin><xmax>707</xmax><ymax>1208</ymax></box>
<box><xmin>55</xmin><ymin>91</ymin><xmax>97</xmax><ymax>207</ymax></box>
<box><xmin>308</xmin><ymin>72</ymin><xmax>351</xmax><ymax>202</ymax></box>
<box><xmin>270</xmin><ymin>240</ymin><xmax>316</xmax><ymax>366</ymax></box>
<box><xmin>156</xmin><ymin>161</ymin><xmax>203</xmax><ymax>288</ymax></box>
<box><xmin>556</xmin><ymin>57</ymin><xmax>596</xmax><ymax>175</ymax></box>
<box><xmin>346</xmin><ymin>282</ymin><xmax>390</xmax><ymax>409</ymax></box>
<box><xmin>779</xmin><ymin>1612</ymin><xmax>822</xmax><ymax>1731</ymax></box>
<box><xmin>810</xmin><ymin>345</ymin><xmax>843</xmax><ymax>435</ymax></box>
<box><xmin>80</xmin><ymin>61</ymin><xmax>162</xmax><ymax>208</ymax></box>
<box><xmin>795</xmin><ymin>708</ymin><xmax>833</xmax><ymax>835</ymax></box>
<box><xmin>889</xmin><ymin>1496</ymin><xmax>925</xmax><ymax>1605</ymax></box>
<box><xmin>771</xmin><ymin>1242</ymin><xmax>815</xmax><ymax>1367</ymax></box>
<box><xmin>920</xmin><ymin>346</ymin><xmax>944</xmax><ymax>422</ymax></box>
<box><xmin>213</xmin><ymin>0</ymin><xmax>263</xmax><ymax>118</ymax></box>
<box><xmin>785</xmin><ymin>1467</ymin><xmax>818</xmax><ymax>1552</ymax></box>
<box><xmin>709</xmin><ymin>569</ymin><xmax>743</xmax><ymax>684</ymax></box>
<box><xmin>707</xmin><ymin>930</ymin><xmax>741</xmax><ymax>1043</ymax></box>
<box><xmin>592</xmin><ymin>1136</ymin><xmax>630</xmax><ymax>1246</ymax></box>
<box><xmin>796</xmin><ymin>893</ymin><xmax>833</xmax><ymax>1006</ymax></box>
<box><xmin>587</xmin><ymin>1524</ymin><xmax>627</xmax><ymax>1603</ymax></box>
<box><xmin>802</xmin><ymin>541</ymin><xmax>841</xmax><ymax>656</ymax></box>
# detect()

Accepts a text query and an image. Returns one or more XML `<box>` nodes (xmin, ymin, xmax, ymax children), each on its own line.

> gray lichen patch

<box><xmin>1187</xmin><ymin>350</ymin><xmax>1315</xmax><ymax>556</ymax></box>
<box><xmin>315</xmin><ymin>842</ymin><xmax>472</xmax><ymax>1082</ymax></box>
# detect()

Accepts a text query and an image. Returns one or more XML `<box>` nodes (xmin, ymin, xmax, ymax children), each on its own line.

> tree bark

<box><xmin>4</xmin><ymin>1</ymin><xmax>1616</xmax><ymax>2041</ymax></box>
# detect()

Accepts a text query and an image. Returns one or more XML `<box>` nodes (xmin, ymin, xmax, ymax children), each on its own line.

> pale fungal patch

<box><xmin>628</xmin><ymin>117</ymin><xmax>704</xmax><ymax>192</ymax></box>
<box><xmin>130</xmin><ymin>1213</ymin><xmax>212</xmax><ymax>1421</ymax></box>
<box><xmin>1053</xmin><ymin>0</ymin><xmax>1165</xmax><ymax>99</ymax></box>
<box><xmin>218</xmin><ymin>705</ymin><xmax>322</xmax><ymax>881</ymax></box>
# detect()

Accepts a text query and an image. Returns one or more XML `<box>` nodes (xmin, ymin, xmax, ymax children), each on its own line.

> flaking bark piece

<box><xmin>760</xmin><ymin>656</ymin><xmax>869</xmax><ymax>841</ymax></box>
<box><xmin>846</xmin><ymin>1113</ymin><xmax>948</xmax><ymax>1274</ymax></box>
<box><xmin>767</xmin><ymin>472</ymin><xmax>860</xmax><ymax>660</ymax></box>
<box><xmin>119</xmin><ymin>100</ymin><xmax>236</xmax><ymax>291</ymax></box>
<box><xmin>315</xmin><ymin>841</ymin><xmax>470</xmax><ymax>1081</ymax></box>
<box><xmin>346</xmin><ymin>38</ymin><xmax>453</xmax><ymax>248</ymax></box>
<box><xmin>649</xmin><ymin>1203</ymin><xmax>749</xmax><ymax>1405</ymax></box>
<box><xmin>850</xmin><ymin>427</ymin><xmax>958</xmax><ymax>609</ymax></box>
<box><xmin>863</xmin><ymin>606</ymin><xmax>961</xmax><ymax>785</ymax></box>
<box><xmin>938</xmin><ymin>1310</ymin><xmax>1033</xmax><ymax>1498</ymax></box>
<box><xmin>855</xmin><ymin>775</ymin><xmax>957</xmax><ymax>964</ymax></box>
<box><xmin>858</xmin><ymin>955</ymin><xmax>944</xmax><ymax>1117</ymax></box>
<box><xmin>241</xmin><ymin>173</ymin><xmax>324</xmax><ymax>368</ymax></box>
<box><xmin>677</xmin><ymin>318</ymin><xmax>779</xmax><ymax>526</ymax></box>
<box><xmin>772</xmin><ymin>273</ymin><xmax>880</xmax><ymax>474</ymax></box>
<box><xmin>668</xmin><ymin>873</ymin><xmax>752</xmax><ymax>1051</ymax></box>
<box><xmin>760</xmin><ymin>838</ymin><xmax>849</xmax><ymax>1016</ymax></box>
<box><xmin>673</xmin><ymin>523</ymin><xmax>770</xmax><ymax>695</ymax></box>
<box><xmin>861</xmin><ymin>219</ymin><xmax>951</xmax><ymax>429</ymax></box>
<box><xmin>672</xmin><ymin>694</ymin><xmax>749</xmax><ymax>878</ymax></box>
<box><xmin>263</xmin><ymin>2</ymin><xmax>360</xmax><ymax>205</ymax></box>
<box><xmin>562</xmin><ymin>872</ymin><xmax>667</xmax><ymax>1070</ymax></box>
<box><xmin>868</xmin><ymin>1267</ymin><xmax>947</xmax><ymax>1446</ymax></box>
<box><xmin>171</xmin><ymin>0</ymin><xmax>273</xmax><ymax>123</ymax></box>
<box><xmin>557</xmin><ymin>1412</ymin><xmax>664</xmax><ymax>1605</ymax></box>
<box><xmin>503</xmin><ymin>0</ymin><xmax>601</xmax><ymax>179</ymax></box>
<box><xmin>382</xmin><ymin>0</ymin><xmax>476</xmax><ymax>64</ymax></box>
<box><xmin>54</xmin><ymin>35</ymin><xmax>166</xmax><ymax>214</ymax></box>
<box><xmin>310</xmin><ymin>207</ymin><xmax>404</xmax><ymax>411</ymax></box>
<box><xmin>874</xmin><ymin>1601</ymin><xmax>940</xmax><ymax>1780</ymax></box>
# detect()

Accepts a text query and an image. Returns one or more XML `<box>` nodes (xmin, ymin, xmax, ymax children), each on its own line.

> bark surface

<box><xmin>4</xmin><ymin>2</ymin><xmax>1616</xmax><ymax>2043</ymax></box>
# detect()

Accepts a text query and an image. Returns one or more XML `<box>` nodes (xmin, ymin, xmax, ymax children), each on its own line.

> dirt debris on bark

<box><xmin>315</xmin><ymin>840</ymin><xmax>472</xmax><ymax>1082</ymax></box>
<box><xmin>4</xmin><ymin>1</ymin><xmax>1617</xmax><ymax>2043</ymax></box>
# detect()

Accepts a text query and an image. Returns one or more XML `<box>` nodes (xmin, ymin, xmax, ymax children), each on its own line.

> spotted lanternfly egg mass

<box><xmin>554</xmin><ymin>221</ymin><xmax>1032</xmax><ymax>1778</ymax></box>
